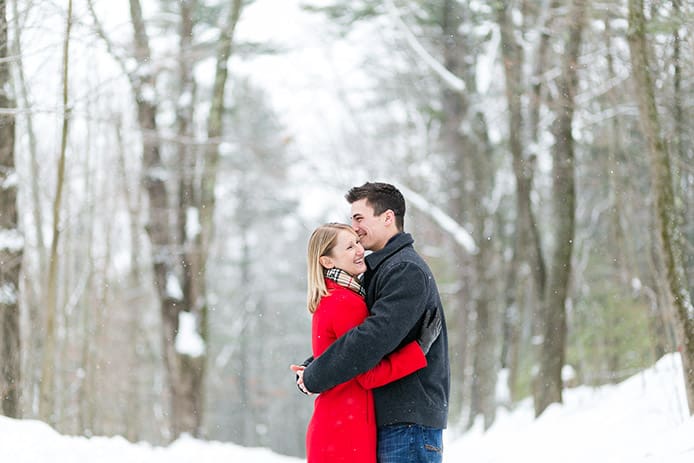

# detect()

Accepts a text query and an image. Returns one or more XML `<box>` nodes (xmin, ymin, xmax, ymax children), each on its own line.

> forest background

<box><xmin>0</xmin><ymin>0</ymin><xmax>692</xmax><ymax>459</ymax></box>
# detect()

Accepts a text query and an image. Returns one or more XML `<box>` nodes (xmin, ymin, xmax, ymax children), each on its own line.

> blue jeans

<box><xmin>377</xmin><ymin>424</ymin><xmax>443</xmax><ymax>463</ymax></box>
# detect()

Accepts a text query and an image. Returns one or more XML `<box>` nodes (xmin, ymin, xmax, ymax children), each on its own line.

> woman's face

<box><xmin>321</xmin><ymin>229</ymin><xmax>366</xmax><ymax>276</ymax></box>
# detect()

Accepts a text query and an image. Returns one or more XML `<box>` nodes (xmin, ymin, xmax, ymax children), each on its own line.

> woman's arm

<box><xmin>354</xmin><ymin>341</ymin><xmax>426</xmax><ymax>390</ymax></box>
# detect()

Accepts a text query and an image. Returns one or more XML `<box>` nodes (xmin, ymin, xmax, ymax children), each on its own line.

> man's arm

<box><xmin>302</xmin><ymin>262</ymin><xmax>429</xmax><ymax>393</ymax></box>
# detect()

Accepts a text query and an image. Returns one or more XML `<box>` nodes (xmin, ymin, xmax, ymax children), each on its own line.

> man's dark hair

<box><xmin>345</xmin><ymin>182</ymin><xmax>406</xmax><ymax>231</ymax></box>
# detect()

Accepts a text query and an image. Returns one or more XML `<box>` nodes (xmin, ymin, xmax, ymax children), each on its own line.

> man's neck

<box><xmin>370</xmin><ymin>230</ymin><xmax>401</xmax><ymax>252</ymax></box>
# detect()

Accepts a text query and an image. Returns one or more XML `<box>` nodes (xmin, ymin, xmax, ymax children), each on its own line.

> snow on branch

<box><xmin>385</xmin><ymin>0</ymin><xmax>466</xmax><ymax>93</ymax></box>
<box><xmin>176</xmin><ymin>311</ymin><xmax>206</xmax><ymax>358</ymax></box>
<box><xmin>0</xmin><ymin>228</ymin><xmax>24</xmax><ymax>252</ymax></box>
<box><xmin>166</xmin><ymin>272</ymin><xmax>183</xmax><ymax>300</ymax></box>
<box><xmin>397</xmin><ymin>184</ymin><xmax>478</xmax><ymax>254</ymax></box>
<box><xmin>0</xmin><ymin>283</ymin><xmax>18</xmax><ymax>305</ymax></box>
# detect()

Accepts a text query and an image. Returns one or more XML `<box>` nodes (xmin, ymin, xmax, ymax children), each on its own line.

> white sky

<box><xmin>1</xmin><ymin>353</ymin><xmax>691</xmax><ymax>462</ymax></box>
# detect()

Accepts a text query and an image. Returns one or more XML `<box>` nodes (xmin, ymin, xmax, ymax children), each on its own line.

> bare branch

<box><xmin>385</xmin><ymin>0</ymin><xmax>465</xmax><ymax>93</ymax></box>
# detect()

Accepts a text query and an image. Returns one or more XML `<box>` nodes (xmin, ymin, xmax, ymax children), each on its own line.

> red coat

<box><xmin>306</xmin><ymin>279</ymin><xmax>427</xmax><ymax>463</ymax></box>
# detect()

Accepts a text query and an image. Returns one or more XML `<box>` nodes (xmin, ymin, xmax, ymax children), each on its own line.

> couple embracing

<box><xmin>291</xmin><ymin>182</ymin><xmax>450</xmax><ymax>463</ymax></box>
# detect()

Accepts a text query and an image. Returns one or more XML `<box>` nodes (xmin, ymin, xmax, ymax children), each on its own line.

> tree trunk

<box><xmin>467</xmin><ymin>112</ymin><xmax>499</xmax><ymax>430</ymax></box>
<box><xmin>39</xmin><ymin>0</ymin><xmax>72</xmax><ymax>424</ymax></box>
<box><xmin>171</xmin><ymin>0</ymin><xmax>205</xmax><ymax>438</ymax></box>
<box><xmin>183</xmin><ymin>0</ymin><xmax>242</xmax><ymax>437</ymax></box>
<box><xmin>503</xmin><ymin>2</ymin><xmax>557</xmax><ymax>405</ymax></box>
<box><xmin>76</xmin><ymin>116</ymin><xmax>97</xmax><ymax>436</ymax></box>
<box><xmin>237</xmin><ymin>225</ymin><xmax>257</xmax><ymax>444</ymax></box>
<box><xmin>201</xmin><ymin>0</ymin><xmax>243</xmax><ymax>253</ymax></box>
<box><xmin>496</xmin><ymin>0</ymin><xmax>548</xmax><ymax>403</ymax></box>
<box><xmin>438</xmin><ymin>0</ymin><xmax>471</xmax><ymax>423</ymax></box>
<box><xmin>604</xmin><ymin>16</ymin><xmax>634</xmax><ymax>287</ymax></box>
<box><xmin>124</xmin><ymin>0</ymin><xmax>183</xmax><ymax>439</ymax></box>
<box><xmin>670</xmin><ymin>0</ymin><xmax>692</xmax><ymax>304</ymax></box>
<box><xmin>438</xmin><ymin>0</ymin><xmax>498</xmax><ymax>427</ymax></box>
<box><xmin>111</xmin><ymin>116</ymin><xmax>146</xmax><ymax>441</ymax></box>
<box><xmin>10</xmin><ymin>0</ymin><xmax>45</xmax><ymax>416</ymax></box>
<box><xmin>124</xmin><ymin>0</ymin><xmax>245</xmax><ymax>438</ymax></box>
<box><xmin>534</xmin><ymin>0</ymin><xmax>586</xmax><ymax>417</ymax></box>
<box><xmin>439</xmin><ymin>0</ymin><xmax>501</xmax><ymax>423</ymax></box>
<box><xmin>627</xmin><ymin>0</ymin><xmax>694</xmax><ymax>415</ymax></box>
<box><xmin>526</xmin><ymin>2</ymin><xmax>556</xmax><ymax>350</ymax></box>
<box><xmin>0</xmin><ymin>0</ymin><xmax>22</xmax><ymax>419</ymax></box>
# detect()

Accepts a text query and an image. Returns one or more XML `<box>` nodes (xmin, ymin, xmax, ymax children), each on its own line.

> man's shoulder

<box><xmin>382</xmin><ymin>245</ymin><xmax>427</xmax><ymax>270</ymax></box>
<box><xmin>367</xmin><ymin>233</ymin><xmax>432</xmax><ymax>278</ymax></box>
<box><xmin>373</xmin><ymin>252</ymin><xmax>431</xmax><ymax>290</ymax></box>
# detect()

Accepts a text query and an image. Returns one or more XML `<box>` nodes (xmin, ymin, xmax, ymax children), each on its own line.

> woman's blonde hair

<box><xmin>307</xmin><ymin>223</ymin><xmax>357</xmax><ymax>313</ymax></box>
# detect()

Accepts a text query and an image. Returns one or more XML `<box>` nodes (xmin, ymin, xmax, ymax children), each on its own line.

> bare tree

<box><xmin>39</xmin><ymin>0</ymin><xmax>73</xmax><ymax>424</ymax></box>
<box><xmin>89</xmin><ymin>0</ymin><xmax>247</xmax><ymax>437</ymax></box>
<box><xmin>495</xmin><ymin>0</ymin><xmax>552</xmax><ymax>404</ymax></box>
<box><xmin>169</xmin><ymin>0</ymin><xmax>244</xmax><ymax>438</ymax></box>
<box><xmin>534</xmin><ymin>0</ymin><xmax>586</xmax><ymax>416</ymax></box>
<box><xmin>10</xmin><ymin>0</ymin><xmax>44</xmax><ymax>415</ymax></box>
<box><xmin>0</xmin><ymin>0</ymin><xmax>22</xmax><ymax>419</ymax></box>
<box><xmin>113</xmin><ymin>115</ymin><xmax>149</xmax><ymax>441</ymax></box>
<box><xmin>436</xmin><ymin>0</ymin><xmax>472</xmax><ymax>424</ymax></box>
<box><xmin>431</xmin><ymin>0</ymin><xmax>502</xmax><ymax>429</ymax></box>
<box><xmin>183</xmin><ymin>0</ymin><xmax>244</xmax><ymax>440</ymax></box>
<box><xmin>170</xmin><ymin>0</ymin><xmax>205</xmax><ymax>437</ymax></box>
<box><xmin>202</xmin><ymin>0</ymin><xmax>243</xmax><ymax>247</ymax></box>
<box><xmin>627</xmin><ymin>0</ymin><xmax>694</xmax><ymax>414</ymax></box>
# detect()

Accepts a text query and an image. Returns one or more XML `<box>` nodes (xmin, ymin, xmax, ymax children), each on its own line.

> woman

<box><xmin>293</xmin><ymin>223</ymin><xmax>440</xmax><ymax>463</ymax></box>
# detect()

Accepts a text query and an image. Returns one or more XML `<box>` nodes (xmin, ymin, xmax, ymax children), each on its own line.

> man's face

<box><xmin>350</xmin><ymin>198</ymin><xmax>389</xmax><ymax>252</ymax></box>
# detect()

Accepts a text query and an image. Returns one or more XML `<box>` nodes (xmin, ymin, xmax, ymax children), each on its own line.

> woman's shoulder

<box><xmin>321</xmin><ymin>285</ymin><xmax>363</xmax><ymax>304</ymax></box>
<box><xmin>316</xmin><ymin>281</ymin><xmax>366</xmax><ymax>312</ymax></box>
<box><xmin>315</xmin><ymin>286</ymin><xmax>368</xmax><ymax>334</ymax></box>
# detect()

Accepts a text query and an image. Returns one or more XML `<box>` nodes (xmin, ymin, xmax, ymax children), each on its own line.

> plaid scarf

<box><xmin>324</xmin><ymin>268</ymin><xmax>366</xmax><ymax>298</ymax></box>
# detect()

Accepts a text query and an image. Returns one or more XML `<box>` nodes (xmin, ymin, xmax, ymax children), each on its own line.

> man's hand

<box><xmin>290</xmin><ymin>364</ymin><xmax>313</xmax><ymax>395</ymax></box>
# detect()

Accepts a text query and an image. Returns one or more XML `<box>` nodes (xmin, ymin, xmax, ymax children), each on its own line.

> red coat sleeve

<box><xmin>354</xmin><ymin>341</ymin><xmax>427</xmax><ymax>390</ymax></box>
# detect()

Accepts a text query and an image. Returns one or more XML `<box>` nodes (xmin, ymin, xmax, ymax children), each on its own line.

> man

<box><xmin>298</xmin><ymin>182</ymin><xmax>450</xmax><ymax>463</ymax></box>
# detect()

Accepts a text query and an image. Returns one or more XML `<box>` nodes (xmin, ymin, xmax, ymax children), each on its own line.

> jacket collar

<box><xmin>365</xmin><ymin>232</ymin><xmax>413</xmax><ymax>270</ymax></box>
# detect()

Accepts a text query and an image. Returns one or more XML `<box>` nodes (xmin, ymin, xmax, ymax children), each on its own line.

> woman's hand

<box><xmin>290</xmin><ymin>364</ymin><xmax>313</xmax><ymax>395</ymax></box>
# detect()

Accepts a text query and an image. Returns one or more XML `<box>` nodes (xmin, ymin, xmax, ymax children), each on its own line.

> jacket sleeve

<box><xmin>303</xmin><ymin>262</ymin><xmax>429</xmax><ymax>393</ymax></box>
<box><xmin>354</xmin><ymin>341</ymin><xmax>427</xmax><ymax>390</ymax></box>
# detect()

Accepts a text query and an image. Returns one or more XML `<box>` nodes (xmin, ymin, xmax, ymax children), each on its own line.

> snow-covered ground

<box><xmin>446</xmin><ymin>353</ymin><xmax>693</xmax><ymax>463</ymax></box>
<box><xmin>1</xmin><ymin>354</ymin><xmax>692</xmax><ymax>462</ymax></box>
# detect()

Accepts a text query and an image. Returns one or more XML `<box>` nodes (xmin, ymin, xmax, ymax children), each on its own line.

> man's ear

<box><xmin>319</xmin><ymin>255</ymin><xmax>334</xmax><ymax>269</ymax></box>
<box><xmin>384</xmin><ymin>209</ymin><xmax>395</xmax><ymax>226</ymax></box>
